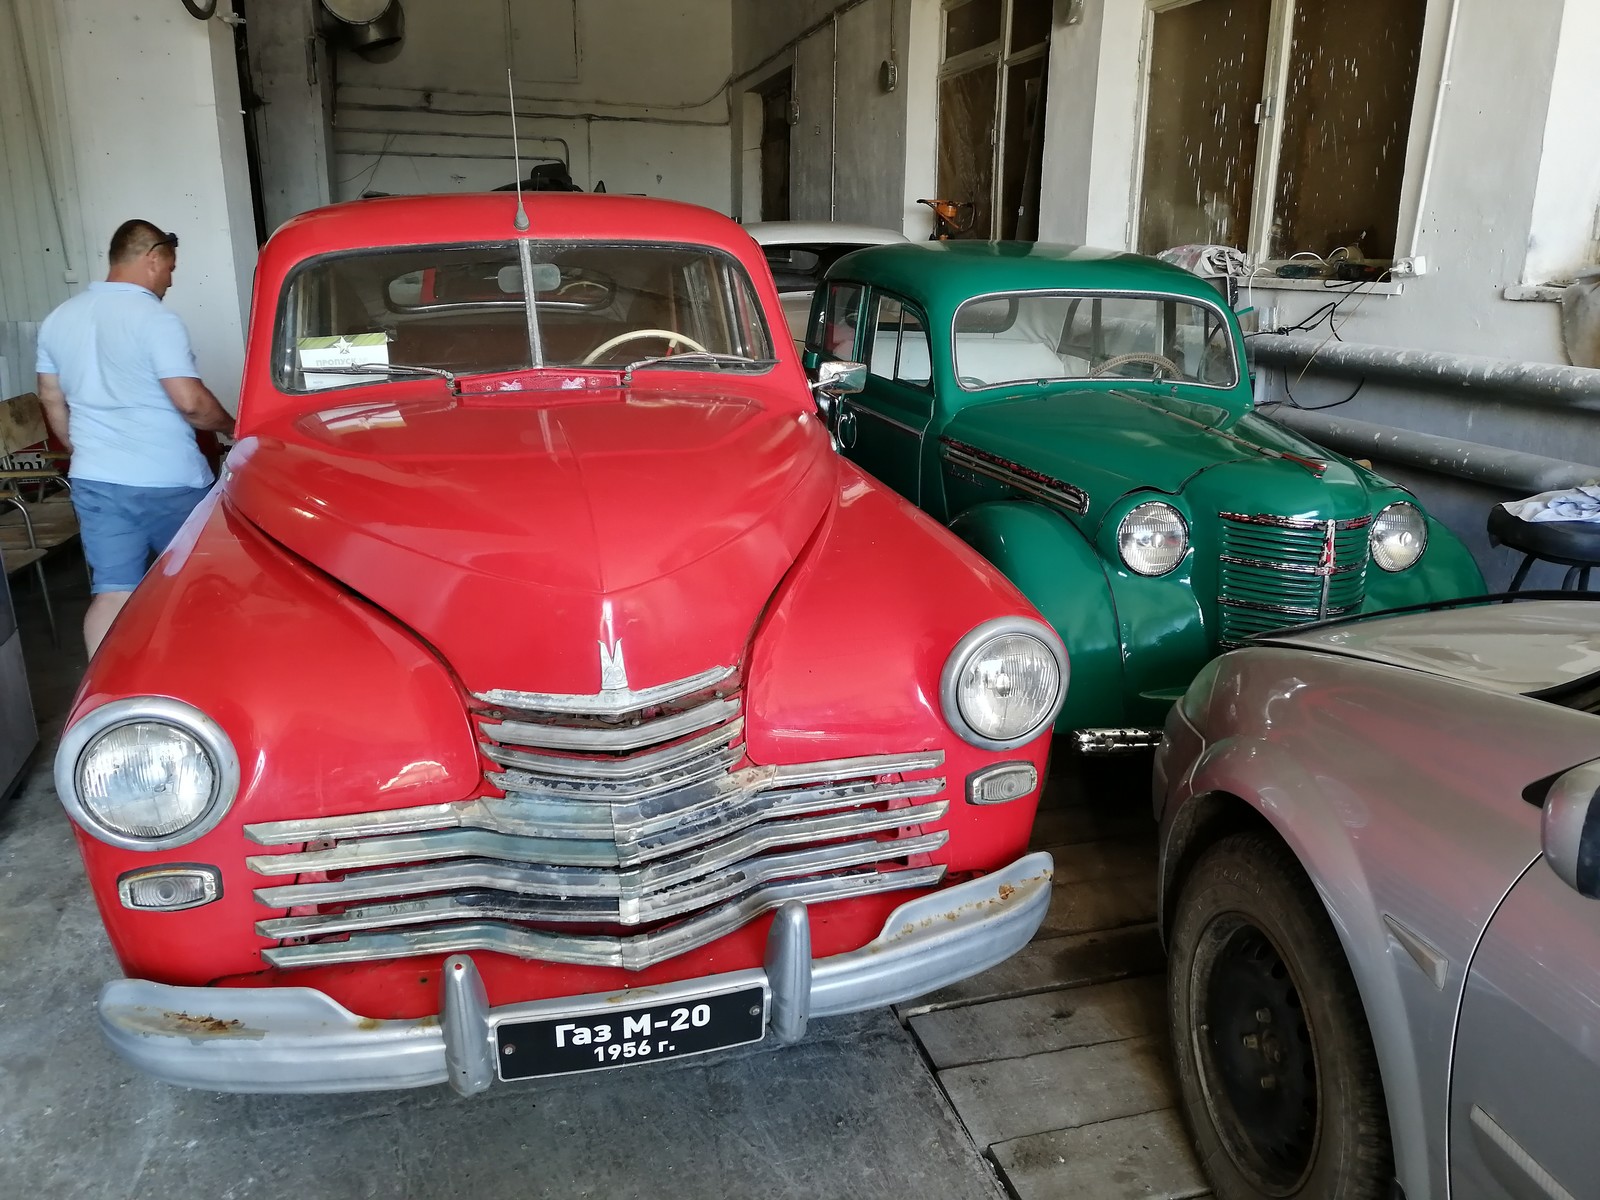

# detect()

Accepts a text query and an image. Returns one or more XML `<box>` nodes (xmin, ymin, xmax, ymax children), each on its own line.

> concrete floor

<box><xmin>0</xmin><ymin>551</ymin><xmax>1207</xmax><ymax>1199</ymax></box>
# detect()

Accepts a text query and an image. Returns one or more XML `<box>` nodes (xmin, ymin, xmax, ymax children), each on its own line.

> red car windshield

<box><xmin>277</xmin><ymin>241</ymin><xmax>774</xmax><ymax>391</ymax></box>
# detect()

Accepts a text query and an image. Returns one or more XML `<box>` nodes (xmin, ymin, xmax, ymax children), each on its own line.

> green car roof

<box><xmin>825</xmin><ymin>241</ymin><xmax>1228</xmax><ymax>310</ymax></box>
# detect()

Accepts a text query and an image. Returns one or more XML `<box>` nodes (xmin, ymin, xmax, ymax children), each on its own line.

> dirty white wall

<box><xmin>1059</xmin><ymin>0</ymin><xmax>1590</xmax><ymax>364</ymax></box>
<box><xmin>2</xmin><ymin>0</ymin><xmax>255</xmax><ymax>409</ymax></box>
<box><xmin>730</xmin><ymin>0</ymin><xmax>919</xmax><ymax>232</ymax></box>
<box><xmin>331</xmin><ymin>0</ymin><xmax>734</xmax><ymax>212</ymax></box>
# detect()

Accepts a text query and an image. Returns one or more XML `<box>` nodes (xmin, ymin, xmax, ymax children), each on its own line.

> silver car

<box><xmin>1154</xmin><ymin>598</ymin><xmax>1600</xmax><ymax>1200</ymax></box>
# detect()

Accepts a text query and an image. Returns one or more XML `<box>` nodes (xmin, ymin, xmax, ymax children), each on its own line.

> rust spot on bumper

<box><xmin>162</xmin><ymin>1011</ymin><xmax>245</xmax><ymax>1035</ymax></box>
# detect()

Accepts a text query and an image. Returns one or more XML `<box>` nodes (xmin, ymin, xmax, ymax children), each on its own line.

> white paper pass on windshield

<box><xmin>298</xmin><ymin>333</ymin><xmax>390</xmax><ymax>390</ymax></box>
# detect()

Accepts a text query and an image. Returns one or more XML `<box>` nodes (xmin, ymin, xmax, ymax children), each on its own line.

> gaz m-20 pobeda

<box><xmin>54</xmin><ymin>194</ymin><xmax>1069</xmax><ymax>1094</ymax></box>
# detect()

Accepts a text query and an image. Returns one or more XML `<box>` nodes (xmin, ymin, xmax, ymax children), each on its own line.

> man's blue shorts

<box><xmin>70</xmin><ymin>478</ymin><xmax>215</xmax><ymax>594</ymax></box>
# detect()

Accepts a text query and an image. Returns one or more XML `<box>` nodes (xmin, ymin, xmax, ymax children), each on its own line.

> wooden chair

<box><xmin>0</xmin><ymin>393</ymin><xmax>79</xmax><ymax>644</ymax></box>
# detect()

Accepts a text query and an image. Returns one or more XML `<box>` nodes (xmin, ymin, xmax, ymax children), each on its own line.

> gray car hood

<box><xmin>1260</xmin><ymin>602</ymin><xmax>1600</xmax><ymax>695</ymax></box>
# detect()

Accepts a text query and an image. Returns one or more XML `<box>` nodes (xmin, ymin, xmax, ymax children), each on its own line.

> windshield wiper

<box><xmin>305</xmin><ymin>363</ymin><xmax>460</xmax><ymax>392</ymax></box>
<box><xmin>620</xmin><ymin>353</ymin><xmax>777</xmax><ymax>383</ymax></box>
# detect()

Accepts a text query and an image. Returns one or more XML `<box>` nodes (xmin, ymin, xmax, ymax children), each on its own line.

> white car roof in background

<box><xmin>1260</xmin><ymin>601</ymin><xmax>1600</xmax><ymax>695</ymax></box>
<box><xmin>744</xmin><ymin>221</ymin><xmax>909</xmax><ymax>247</ymax></box>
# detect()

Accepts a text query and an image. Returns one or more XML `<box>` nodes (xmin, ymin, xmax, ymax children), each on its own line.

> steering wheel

<box><xmin>1091</xmin><ymin>351</ymin><xmax>1182</xmax><ymax>380</ymax></box>
<box><xmin>581</xmin><ymin>328</ymin><xmax>710</xmax><ymax>365</ymax></box>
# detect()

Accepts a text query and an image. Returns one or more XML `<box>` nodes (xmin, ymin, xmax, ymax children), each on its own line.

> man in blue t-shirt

<box><xmin>36</xmin><ymin>219</ymin><xmax>235</xmax><ymax>656</ymax></box>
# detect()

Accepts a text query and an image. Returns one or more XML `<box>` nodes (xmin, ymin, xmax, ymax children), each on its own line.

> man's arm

<box><xmin>160</xmin><ymin>377</ymin><xmax>236</xmax><ymax>436</ymax></box>
<box><xmin>36</xmin><ymin>373</ymin><xmax>72</xmax><ymax>452</ymax></box>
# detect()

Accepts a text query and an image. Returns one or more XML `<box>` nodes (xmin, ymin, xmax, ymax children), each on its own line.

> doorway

<box><xmin>758</xmin><ymin>71</ymin><xmax>793</xmax><ymax>223</ymax></box>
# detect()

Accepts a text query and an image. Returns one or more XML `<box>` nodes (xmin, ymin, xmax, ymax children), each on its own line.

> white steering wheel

<box><xmin>581</xmin><ymin>328</ymin><xmax>710</xmax><ymax>364</ymax></box>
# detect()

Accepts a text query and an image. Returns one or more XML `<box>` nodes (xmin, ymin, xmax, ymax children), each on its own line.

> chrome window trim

<box><xmin>939</xmin><ymin>437</ymin><xmax>1089</xmax><ymax>515</ymax></box>
<box><xmin>939</xmin><ymin>616</ymin><xmax>1068</xmax><ymax>750</ymax></box>
<box><xmin>54</xmin><ymin>697</ymin><xmax>241</xmax><ymax>851</ymax></box>
<box><xmin>948</xmin><ymin>287</ymin><xmax>1243</xmax><ymax>393</ymax></box>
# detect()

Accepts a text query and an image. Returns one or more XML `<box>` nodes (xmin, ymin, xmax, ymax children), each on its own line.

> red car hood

<box><xmin>223</xmin><ymin>388</ymin><xmax>836</xmax><ymax>696</ymax></box>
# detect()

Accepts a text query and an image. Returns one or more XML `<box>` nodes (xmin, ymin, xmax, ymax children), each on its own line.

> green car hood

<box><xmin>941</xmin><ymin>388</ymin><xmax>1380</xmax><ymax>524</ymax></box>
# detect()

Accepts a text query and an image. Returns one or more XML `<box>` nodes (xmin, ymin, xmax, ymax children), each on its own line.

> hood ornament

<box><xmin>598</xmin><ymin>638</ymin><xmax>630</xmax><ymax>695</ymax></box>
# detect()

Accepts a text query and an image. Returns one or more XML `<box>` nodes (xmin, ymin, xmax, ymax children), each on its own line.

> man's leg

<box><xmin>68</xmin><ymin>480</ymin><xmax>153</xmax><ymax>659</ymax></box>
<box><xmin>84</xmin><ymin>592</ymin><xmax>133</xmax><ymax>658</ymax></box>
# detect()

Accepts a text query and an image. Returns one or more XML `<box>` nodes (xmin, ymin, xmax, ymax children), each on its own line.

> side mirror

<box><xmin>1542</xmin><ymin>759</ymin><xmax>1600</xmax><ymax>898</ymax></box>
<box><xmin>812</xmin><ymin>360</ymin><xmax>866</xmax><ymax>397</ymax></box>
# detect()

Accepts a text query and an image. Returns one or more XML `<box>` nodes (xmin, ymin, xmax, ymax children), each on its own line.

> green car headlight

<box><xmin>1370</xmin><ymin>502</ymin><xmax>1427</xmax><ymax>572</ymax></box>
<box><xmin>1118</xmin><ymin>501</ymin><xmax>1189</xmax><ymax>576</ymax></box>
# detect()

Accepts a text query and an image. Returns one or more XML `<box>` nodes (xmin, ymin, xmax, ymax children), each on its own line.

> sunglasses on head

<box><xmin>150</xmin><ymin>233</ymin><xmax>179</xmax><ymax>253</ymax></box>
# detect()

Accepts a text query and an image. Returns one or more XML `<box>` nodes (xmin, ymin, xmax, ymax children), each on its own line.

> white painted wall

<box><xmin>330</xmin><ymin>0</ymin><xmax>734</xmax><ymax>212</ymax></box>
<box><xmin>1522</xmin><ymin>0</ymin><xmax>1600</xmax><ymax>286</ymax></box>
<box><xmin>7</xmin><ymin>1</ymin><xmax>256</xmax><ymax>410</ymax></box>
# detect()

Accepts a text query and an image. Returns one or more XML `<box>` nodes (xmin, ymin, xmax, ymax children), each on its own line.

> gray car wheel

<box><xmin>1168</xmin><ymin>832</ymin><xmax>1392</xmax><ymax>1199</ymax></box>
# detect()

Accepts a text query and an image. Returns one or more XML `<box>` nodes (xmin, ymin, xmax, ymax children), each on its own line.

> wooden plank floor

<box><xmin>898</xmin><ymin>755</ymin><xmax>1211</xmax><ymax>1200</ymax></box>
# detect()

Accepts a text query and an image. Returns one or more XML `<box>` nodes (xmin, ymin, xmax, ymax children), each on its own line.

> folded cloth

<box><xmin>1503</xmin><ymin>484</ymin><xmax>1600</xmax><ymax>523</ymax></box>
<box><xmin>1156</xmin><ymin>244</ymin><xmax>1249</xmax><ymax>279</ymax></box>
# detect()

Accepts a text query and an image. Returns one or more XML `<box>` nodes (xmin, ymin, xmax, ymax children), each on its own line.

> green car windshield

<box><xmin>951</xmin><ymin>292</ymin><xmax>1238</xmax><ymax>390</ymax></box>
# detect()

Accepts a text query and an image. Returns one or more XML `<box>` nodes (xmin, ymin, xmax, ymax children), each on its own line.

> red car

<box><xmin>54</xmin><ymin>193</ymin><xmax>1065</xmax><ymax>1094</ymax></box>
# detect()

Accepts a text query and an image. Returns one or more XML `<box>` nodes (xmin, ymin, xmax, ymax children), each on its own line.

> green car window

<box><xmin>866</xmin><ymin>295</ymin><xmax>932</xmax><ymax>387</ymax></box>
<box><xmin>811</xmin><ymin>282</ymin><xmax>866</xmax><ymax>360</ymax></box>
<box><xmin>952</xmin><ymin>291</ymin><xmax>1238</xmax><ymax>389</ymax></box>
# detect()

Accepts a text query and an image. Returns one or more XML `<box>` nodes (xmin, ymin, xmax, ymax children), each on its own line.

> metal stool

<box><xmin>1487</xmin><ymin>503</ymin><xmax>1600</xmax><ymax>592</ymax></box>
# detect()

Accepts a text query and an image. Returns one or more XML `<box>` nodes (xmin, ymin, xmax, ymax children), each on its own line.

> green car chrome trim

<box><xmin>809</xmin><ymin>241</ymin><xmax>1487</xmax><ymax>738</ymax></box>
<box><xmin>939</xmin><ymin>437</ymin><xmax>1089</xmax><ymax>516</ymax></box>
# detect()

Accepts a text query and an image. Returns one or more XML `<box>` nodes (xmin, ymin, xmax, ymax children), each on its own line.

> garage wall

<box><xmin>730</xmin><ymin>0</ymin><xmax>918</xmax><ymax>233</ymax></box>
<box><xmin>329</xmin><ymin>0</ymin><xmax>734</xmax><ymax>212</ymax></box>
<box><xmin>0</xmin><ymin>0</ymin><xmax>254</xmax><ymax>411</ymax></box>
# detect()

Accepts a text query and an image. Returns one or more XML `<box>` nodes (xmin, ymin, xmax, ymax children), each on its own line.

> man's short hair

<box><xmin>109</xmin><ymin>220</ymin><xmax>174</xmax><ymax>263</ymax></box>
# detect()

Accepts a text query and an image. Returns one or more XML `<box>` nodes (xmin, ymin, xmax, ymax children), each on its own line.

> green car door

<box><xmin>829</xmin><ymin>286</ymin><xmax>935</xmax><ymax>505</ymax></box>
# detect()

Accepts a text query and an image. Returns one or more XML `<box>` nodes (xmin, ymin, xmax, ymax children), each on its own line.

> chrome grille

<box><xmin>1218</xmin><ymin>512</ymin><xmax>1372</xmax><ymax>643</ymax></box>
<box><xmin>246</xmin><ymin>664</ymin><xmax>948</xmax><ymax>971</ymax></box>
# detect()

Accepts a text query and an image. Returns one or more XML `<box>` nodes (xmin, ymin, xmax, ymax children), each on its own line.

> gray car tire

<box><xmin>1168</xmin><ymin>831</ymin><xmax>1392</xmax><ymax>1200</ymax></box>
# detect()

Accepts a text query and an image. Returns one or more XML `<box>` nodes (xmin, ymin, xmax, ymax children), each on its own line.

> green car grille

<box><xmin>1217</xmin><ymin>513</ymin><xmax>1373</xmax><ymax>643</ymax></box>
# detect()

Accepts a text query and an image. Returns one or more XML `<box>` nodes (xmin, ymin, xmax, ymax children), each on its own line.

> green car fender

<box><xmin>1364</xmin><ymin>513</ymin><xmax>1485</xmax><ymax>610</ymax></box>
<box><xmin>946</xmin><ymin>501</ymin><xmax>1125</xmax><ymax>731</ymax></box>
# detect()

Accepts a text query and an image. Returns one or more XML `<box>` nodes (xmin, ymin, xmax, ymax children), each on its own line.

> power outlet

<box><xmin>1391</xmin><ymin>255</ymin><xmax>1428</xmax><ymax>278</ymax></box>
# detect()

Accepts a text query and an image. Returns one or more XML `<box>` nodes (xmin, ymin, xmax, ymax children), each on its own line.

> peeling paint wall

<box><xmin>328</xmin><ymin>0</ymin><xmax>734</xmax><ymax>212</ymax></box>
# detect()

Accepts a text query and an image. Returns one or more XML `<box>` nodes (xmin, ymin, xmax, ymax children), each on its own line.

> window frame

<box><xmin>864</xmin><ymin>290</ymin><xmax>935</xmax><ymax>390</ymax></box>
<box><xmin>937</xmin><ymin>0</ymin><xmax>1053</xmax><ymax>240</ymax></box>
<box><xmin>1133</xmin><ymin>0</ymin><xmax>1429</xmax><ymax>268</ymax></box>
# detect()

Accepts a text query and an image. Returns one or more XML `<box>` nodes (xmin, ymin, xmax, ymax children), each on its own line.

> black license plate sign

<box><xmin>496</xmin><ymin>985</ymin><xmax>767</xmax><ymax>1080</ymax></box>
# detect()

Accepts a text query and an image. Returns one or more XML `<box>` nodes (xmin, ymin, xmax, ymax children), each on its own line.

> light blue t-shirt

<box><xmin>35</xmin><ymin>282</ymin><xmax>213</xmax><ymax>489</ymax></box>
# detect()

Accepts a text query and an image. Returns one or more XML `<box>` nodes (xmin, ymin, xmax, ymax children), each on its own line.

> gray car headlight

<box><xmin>1118</xmin><ymin>501</ymin><xmax>1189</xmax><ymax>576</ymax></box>
<box><xmin>55</xmin><ymin>698</ymin><xmax>240</xmax><ymax>850</ymax></box>
<box><xmin>1369</xmin><ymin>501</ymin><xmax>1427</xmax><ymax>571</ymax></box>
<box><xmin>941</xmin><ymin>618</ymin><xmax>1068</xmax><ymax>749</ymax></box>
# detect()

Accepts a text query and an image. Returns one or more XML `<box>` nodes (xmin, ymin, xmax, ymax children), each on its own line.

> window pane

<box><xmin>1009</xmin><ymin>0</ymin><xmax>1053</xmax><ymax>53</ymax></box>
<box><xmin>813</xmin><ymin>282</ymin><xmax>865</xmax><ymax>358</ymax></box>
<box><xmin>938</xmin><ymin>63</ymin><xmax>999</xmax><ymax>239</ymax></box>
<box><xmin>896</xmin><ymin>307</ymin><xmax>932</xmax><ymax>385</ymax></box>
<box><xmin>867</xmin><ymin>296</ymin><xmax>905</xmax><ymax>379</ymax></box>
<box><xmin>1270</xmin><ymin>0</ymin><xmax>1426</xmax><ymax>261</ymax></box>
<box><xmin>1137</xmin><ymin>0</ymin><xmax>1271</xmax><ymax>254</ymax></box>
<box><xmin>953</xmin><ymin>292</ymin><xmax>1238</xmax><ymax>387</ymax></box>
<box><xmin>946</xmin><ymin>0</ymin><xmax>1002</xmax><ymax>58</ymax></box>
<box><xmin>1000</xmin><ymin>55</ymin><xmax>1048</xmax><ymax>239</ymax></box>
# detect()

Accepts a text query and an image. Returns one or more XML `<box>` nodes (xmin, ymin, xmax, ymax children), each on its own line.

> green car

<box><xmin>802</xmin><ymin>242</ymin><xmax>1484</xmax><ymax>750</ymax></box>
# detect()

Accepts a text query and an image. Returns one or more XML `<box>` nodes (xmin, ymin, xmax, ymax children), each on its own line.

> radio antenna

<box><xmin>507</xmin><ymin>68</ymin><xmax>529</xmax><ymax>231</ymax></box>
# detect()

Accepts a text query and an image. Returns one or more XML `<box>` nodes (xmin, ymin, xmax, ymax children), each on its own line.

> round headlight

<box><xmin>1118</xmin><ymin>501</ymin><xmax>1189</xmax><ymax>576</ymax></box>
<box><xmin>941</xmin><ymin>618</ymin><xmax>1068</xmax><ymax>749</ymax></box>
<box><xmin>1370</xmin><ymin>501</ymin><xmax>1427</xmax><ymax>572</ymax></box>
<box><xmin>55</xmin><ymin>698</ymin><xmax>239</xmax><ymax>849</ymax></box>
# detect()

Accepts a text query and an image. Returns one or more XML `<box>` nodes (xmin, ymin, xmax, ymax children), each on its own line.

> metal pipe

<box><xmin>338</xmin><ymin>98</ymin><xmax>720</xmax><ymax>130</ymax></box>
<box><xmin>1263</xmin><ymin>408</ymin><xmax>1600</xmax><ymax>493</ymax></box>
<box><xmin>1405</xmin><ymin>0</ymin><xmax>1465</xmax><ymax>261</ymax></box>
<box><xmin>829</xmin><ymin>14</ymin><xmax>839</xmax><ymax>221</ymax></box>
<box><xmin>1250</xmin><ymin>335</ymin><xmax>1600</xmax><ymax>410</ymax></box>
